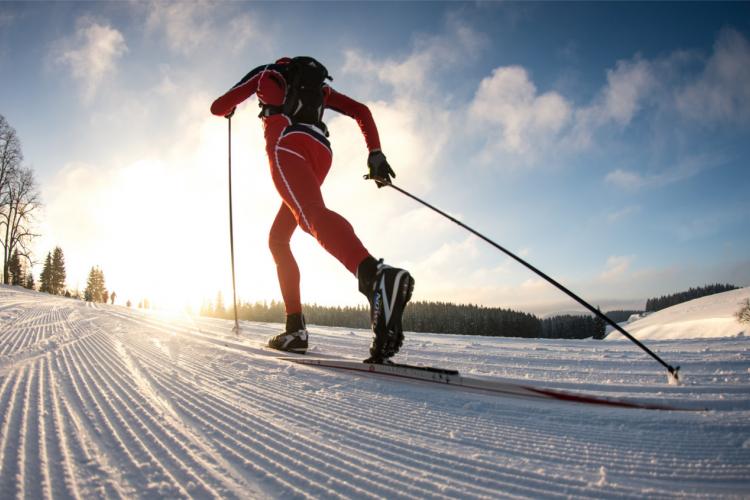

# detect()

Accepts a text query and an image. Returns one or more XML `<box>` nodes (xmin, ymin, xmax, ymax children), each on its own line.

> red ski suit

<box><xmin>211</xmin><ymin>62</ymin><xmax>380</xmax><ymax>315</ymax></box>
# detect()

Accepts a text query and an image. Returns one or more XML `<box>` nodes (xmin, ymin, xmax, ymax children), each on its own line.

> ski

<box><xmin>280</xmin><ymin>357</ymin><xmax>693</xmax><ymax>411</ymax></box>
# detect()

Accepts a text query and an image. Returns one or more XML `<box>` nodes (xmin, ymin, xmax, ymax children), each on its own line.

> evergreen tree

<box><xmin>84</xmin><ymin>266</ymin><xmax>107</xmax><ymax>303</ymax></box>
<box><xmin>51</xmin><ymin>246</ymin><xmax>66</xmax><ymax>295</ymax></box>
<box><xmin>8</xmin><ymin>250</ymin><xmax>23</xmax><ymax>286</ymax></box>
<box><xmin>24</xmin><ymin>272</ymin><xmax>35</xmax><ymax>290</ymax></box>
<box><xmin>39</xmin><ymin>252</ymin><xmax>52</xmax><ymax>293</ymax></box>
<box><xmin>594</xmin><ymin>307</ymin><xmax>606</xmax><ymax>340</ymax></box>
<box><xmin>646</xmin><ymin>284</ymin><xmax>739</xmax><ymax>312</ymax></box>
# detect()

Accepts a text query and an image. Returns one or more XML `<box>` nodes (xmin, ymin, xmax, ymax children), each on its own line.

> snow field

<box><xmin>1</xmin><ymin>286</ymin><xmax>749</xmax><ymax>498</ymax></box>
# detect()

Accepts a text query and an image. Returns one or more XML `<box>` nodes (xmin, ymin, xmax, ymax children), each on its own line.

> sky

<box><xmin>1</xmin><ymin>1</ymin><xmax>749</xmax><ymax>315</ymax></box>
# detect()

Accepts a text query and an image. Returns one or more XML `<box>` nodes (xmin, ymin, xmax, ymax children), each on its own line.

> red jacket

<box><xmin>211</xmin><ymin>62</ymin><xmax>382</xmax><ymax>152</ymax></box>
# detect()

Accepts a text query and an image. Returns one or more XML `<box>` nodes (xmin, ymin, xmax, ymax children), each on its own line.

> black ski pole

<box><xmin>385</xmin><ymin>181</ymin><xmax>680</xmax><ymax>382</ymax></box>
<box><xmin>227</xmin><ymin>116</ymin><xmax>240</xmax><ymax>336</ymax></box>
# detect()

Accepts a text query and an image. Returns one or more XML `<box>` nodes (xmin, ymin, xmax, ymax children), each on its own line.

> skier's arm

<box><xmin>326</xmin><ymin>87</ymin><xmax>395</xmax><ymax>187</ymax></box>
<box><xmin>210</xmin><ymin>65</ymin><xmax>268</xmax><ymax>117</ymax></box>
<box><xmin>324</xmin><ymin>87</ymin><xmax>382</xmax><ymax>152</ymax></box>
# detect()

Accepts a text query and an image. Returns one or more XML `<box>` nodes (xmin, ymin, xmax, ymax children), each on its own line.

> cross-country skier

<box><xmin>210</xmin><ymin>56</ymin><xmax>414</xmax><ymax>363</ymax></box>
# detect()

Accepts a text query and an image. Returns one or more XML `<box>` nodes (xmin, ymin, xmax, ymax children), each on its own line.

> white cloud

<box><xmin>569</xmin><ymin>57</ymin><xmax>655</xmax><ymax>149</ymax></box>
<box><xmin>600</xmin><ymin>58</ymin><xmax>655</xmax><ymax>125</ymax></box>
<box><xmin>54</xmin><ymin>17</ymin><xmax>127</xmax><ymax>102</ymax></box>
<box><xmin>600</xmin><ymin>255</ymin><xmax>635</xmax><ymax>281</ymax></box>
<box><xmin>605</xmin><ymin>153</ymin><xmax>720</xmax><ymax>190</ymax></box>
<box><xmin>145</xmin><ymin>2</ymin><xmax>261</xmax><ymax>56</ymax></box>
<box><xmin>675</xmin><ymin>28</ymin><xmax>750</xmax><ymax>124</ymax></box>
<box><xmin>343</xmin><ymin>15</ymin><xmax>485</xmax><ymax>97</ymax></box>
<box><xmin>606</xmin><ymin>205</ymin><xmax>640</xmax><ymax>224</ymax></box>
<box><xmin>469</xmin><ymin>65</ymin><xmax>571</xmax><ymax>154</ymax></box>
<box><xmin>468</xmin><ymin>56</ymin><xmax>656</xmax><ymax>161</ymax></box>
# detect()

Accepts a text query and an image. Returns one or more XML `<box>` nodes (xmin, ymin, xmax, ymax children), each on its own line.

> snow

<box><xmin>608</xmin><ymin>287</ymin><xmax>750</xmax><ymax>341</ymax></box>
<box><xmin>1</xmin><ymin>285</ymin><xmax>749</xmax><ymax>498</ymax></box>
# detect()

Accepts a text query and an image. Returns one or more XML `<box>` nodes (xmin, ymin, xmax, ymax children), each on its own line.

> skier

<box><xmin>210</xmin><ymin>56</ymin><xmax>414</xmax><ymax>363</ymax></box>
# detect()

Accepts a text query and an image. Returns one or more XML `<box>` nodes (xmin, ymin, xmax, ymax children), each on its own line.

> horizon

<box><xmin>2</xmin><ymin>2</ymin><xmax>749</xmax><ymax>316</ymax></box>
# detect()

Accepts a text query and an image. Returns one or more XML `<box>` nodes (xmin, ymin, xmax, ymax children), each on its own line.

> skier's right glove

<box><xmin>225</xmin><ymin>107</ymin><xmax>236</xmax><ymax>119</ymax></box>
<box><xmin>365</xmin><ymin>150</ymin><xmax>395</xmax><ymax>188</ymax></box>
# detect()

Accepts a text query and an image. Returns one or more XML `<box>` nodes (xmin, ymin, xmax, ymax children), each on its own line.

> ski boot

<box><xmin>358</xmin><ymin>258</ymin><xmax>414</xmax><ymax>363</ymax></box>
<box><xmin>267</xmin><ymin>313</ymin><xmax>308</xmax><ymax>354</ymax></box>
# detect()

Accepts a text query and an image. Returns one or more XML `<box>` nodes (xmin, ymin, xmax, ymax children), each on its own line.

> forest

<box><xmin>645</xmin><ymin>284</ymin><xmax>738</xmax><ymax>312</ymax></box>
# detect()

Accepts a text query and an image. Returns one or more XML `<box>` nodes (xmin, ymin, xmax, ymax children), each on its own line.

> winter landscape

<box><xmin>1</xmin><ymin>284</ymin><xmax>749</xmax><ymax>499</ymax></box>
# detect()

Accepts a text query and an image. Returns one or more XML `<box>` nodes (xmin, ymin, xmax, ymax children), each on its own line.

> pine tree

<box><xmin>84</xmin><ymin>266</ymin><xmax>107</xmax><ymax>303</ymax></box>
<box><xmin>24</xmin><ymin>272</ymin><xmax>35</xmax><ymax>290</ymax></box>
<box><xmin>594</xmin><ymin>307</ymin><xmax>606</xmax><ymax>339</ymax></box>
<box><xmin>39</xmin><ymin>252</ymin><xmax>52</xmax><ymax>293</ymax></box>
<box><xmin>8</xmin><ymin>250</ymin><xmax>23</xmax><ymax>286</ymax></box>
<box><xmin>51</xmin><ymin>247</ymin><xmax>66</xmax><ymax>295</ymax></box>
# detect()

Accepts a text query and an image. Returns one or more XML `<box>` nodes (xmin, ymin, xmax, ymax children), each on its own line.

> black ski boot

<box><xmin>358</xmin><ymin>258</ymin><xmax>415</xmax><ymax>363</ymax></box>
<box><xmin>267</xmin><ymin>313</ymin><xmax>308</xmax><ymax>354</ymax></box>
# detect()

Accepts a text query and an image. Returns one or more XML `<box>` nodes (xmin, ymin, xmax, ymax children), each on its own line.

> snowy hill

<box><xmin>1</xmin><ymin>285</ymin><xmax>749</xmax><ymax>498</ymax></box>
<box><xmin>609</xmin><ymin>287</ymin><xmax>750</xmax><ymax>341</ymax></box>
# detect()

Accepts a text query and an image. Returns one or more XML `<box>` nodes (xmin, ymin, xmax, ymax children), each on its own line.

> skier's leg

<box><xmin>268</xmin><ymin>203</ymin><xmax>301</xmax><ymax>315</ymax></box>
<box><xmin>267</xmin><ymin>204</ymin><xmax>309</xmax><ymax>353</ymax></box>
<box><xmin>272</xmin><ymin>137</ymin><xmax>370</xmax><ymax>274</ymax></box>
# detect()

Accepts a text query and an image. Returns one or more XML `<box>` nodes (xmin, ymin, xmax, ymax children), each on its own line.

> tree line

<box><xmin>645</xmin><ymin>283</ymin><xmax>739</xmax><ymax>312</ymax></box>
<box><xmin>203</xmin><ymin>281</ymin><xmax>746</xmax><ymax>339</ymax></box>
<box><xmin>202</xmin><ymin>298</ymin><xmax>609</xmax><ymax>340</ymax></box>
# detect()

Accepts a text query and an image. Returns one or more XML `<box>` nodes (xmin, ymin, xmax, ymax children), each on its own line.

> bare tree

<box><xmin>1</xmin><ymin>167</ymin><xmax>41</xmax><ymax>284</ymax></box>
<box><xmin>0</xmin><ymin>114</ymin><xmax>21</xmax><ymax>199</ymax></box>
<box><xmin>0</xmin><ymin>115</ymin><xmax>40</xmax><ymax>284</ymax></box>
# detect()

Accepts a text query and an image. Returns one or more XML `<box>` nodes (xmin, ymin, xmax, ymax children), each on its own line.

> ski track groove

<box><xmin>68</xmin><ymin>332</ymin><xmax>219</xmax><ymax>498</ymax></box>
<box><xmin>111</xmin><ymin>314</ymin><xmax>638</xmax><ymax>499</ymax></box>
<box><xmin>54</xmin><ymin>346</ymin><xmax>128</xmax><ymax>499</ymax></box>
<box><xmin>1</xmin><ymin>291</ymin><xmax>749</xmax><ymax>498</ymax></box>
<box><xmin>81</xmin><ymin>331</ymin><xmax>254</xmax><ymax>499</ymax></box>
<box><xmin>44</xmin><ymin>353</ymin><xmax>83</xmax><ymax>500</ymax></box>
<box><xmin>135</xmin><ymin>345</ymin><xmax>409</xmax><ymax>499</ymax></box>
<box><xmin>147</xmin><ymin>359</ymin><xmax>468</xmax><ymax>499</ymax></box>
<box><xmin>0</xmin><ymin>366</ymin><xmax>27</xmax><ymax>499</ymax></box>
<box><xmin>109</xmin><ymin>314</ymin><xmax>529</xmax><ymax>498</ymax></box>
<box><xmin>59</xmin><ymin>336</ymin><xmax>172</xmax><ymax>497</ymax></box>
<box><xmin>118</xmin><ymin>322</ymin><xmax>512</xmax><ymax>497</ymax></box>
<box><xmin>106</xmin><ymin>310</ymin><xmax>749</xmax><ymax>496</ymax></box>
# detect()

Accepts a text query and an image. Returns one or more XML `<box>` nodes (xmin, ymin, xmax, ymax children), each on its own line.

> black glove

<box><xmin>225</xmin><ymin>107</ymin><xmax>236</xmax><ymax>119</ymax></box>
<box><xmin>365</xmin><ymin>150</ymin><xmax>395</xmax><ymax>188</ymax></box>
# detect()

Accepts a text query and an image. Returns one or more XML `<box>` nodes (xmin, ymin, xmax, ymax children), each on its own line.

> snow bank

<box><xmin>609</xmin><ymin>287</ymin><xmax>750</xmax><ymax>341</ymax></box>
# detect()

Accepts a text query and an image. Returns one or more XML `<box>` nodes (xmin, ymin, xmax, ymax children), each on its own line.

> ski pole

<box><xmin>227</xmin><ymin>116</ymin><xmax>240</xmax><ymax>336</ymax></box>
<box><xmin>385</xmin><ymin>181</ymin><xmax>680</xmax><ymax>382</ymax></box>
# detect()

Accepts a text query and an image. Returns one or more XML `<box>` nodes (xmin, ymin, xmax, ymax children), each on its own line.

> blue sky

<box><xmin>1</xmin><ymin>1</ymin><xmax>748</xmax><ymax>314</ymax></box>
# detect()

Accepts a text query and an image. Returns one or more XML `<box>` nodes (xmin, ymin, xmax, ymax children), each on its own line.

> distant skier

<box><xmin>110</xmin><ymin>291</ymin><xmax>116</xmax><ymax>305</ymax></box>
<box><xmin>211</xmin><ymin>57</ymin><xmax>414</xmax><ymax>363</ymax></box>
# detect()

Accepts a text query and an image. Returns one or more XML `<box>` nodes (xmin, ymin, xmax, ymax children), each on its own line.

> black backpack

<box><xmin>265</xmin><ymin>56</ymin><xmax>331</xmax><ymax>127</ymax></box>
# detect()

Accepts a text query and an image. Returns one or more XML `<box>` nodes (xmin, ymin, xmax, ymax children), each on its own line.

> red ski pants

<box><xmin>268</xmin><ymin>126</ymin><xmax>370</xmax><ymax>315</ymax></box>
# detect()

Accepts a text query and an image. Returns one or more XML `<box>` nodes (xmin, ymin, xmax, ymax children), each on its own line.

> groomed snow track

<box><xmin>1</xmin><ymin>286</ymin><xmax>749</xmax><ymax>498</ymax></box>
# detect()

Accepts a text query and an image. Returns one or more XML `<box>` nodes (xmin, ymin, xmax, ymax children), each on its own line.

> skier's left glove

<box><xmin>365</xmin><ymin>150</ymin><xmax>395</xmax><ymax>188</ymax></box>
<box><xmin>225</xmin><ymin>107</ymin><xmax>236</xmax><ymax>119</ymax></box>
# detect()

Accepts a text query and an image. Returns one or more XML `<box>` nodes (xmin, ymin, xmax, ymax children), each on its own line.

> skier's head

<box><xmin>275</xmin><ymin>57</ymin><xmax>292</xmax><ymax>65</ymax></box>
